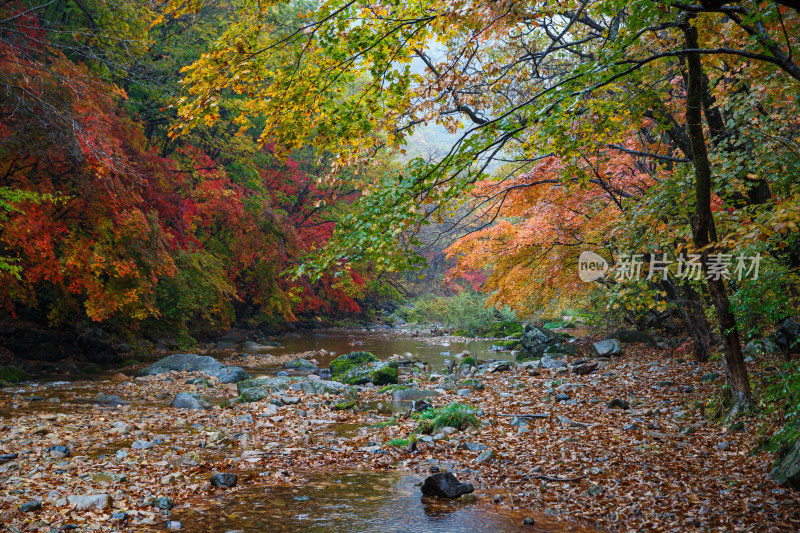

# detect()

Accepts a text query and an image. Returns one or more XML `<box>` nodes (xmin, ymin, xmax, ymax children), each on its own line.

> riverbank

<box><xmin>1</xmin><ymin>330</ymin><xmax>798</xmax><ymax>532</ymax></box>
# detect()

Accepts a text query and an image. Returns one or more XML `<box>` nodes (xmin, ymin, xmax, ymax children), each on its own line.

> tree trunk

<box><xmin>682</xmin><ymin>22</ymin><xmax>753</xmax><ymax>410</ymax></box>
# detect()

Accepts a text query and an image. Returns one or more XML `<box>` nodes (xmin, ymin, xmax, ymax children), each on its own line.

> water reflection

<box><xmin>171</xmin><ymin>470</ymin><xmax>590</xmax><ymax>533</ymax></box>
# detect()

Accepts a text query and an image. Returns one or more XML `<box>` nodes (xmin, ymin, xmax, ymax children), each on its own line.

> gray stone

<box><xmin>461</xmin><ymin>442</ymin><xmax>486</xmax><ymax>452</ymax></box>
<box><xmin>66</xmin><ymin>494</ymin><xmax>112</xmax><ymax>510</ymax></box>
<box><xmin>210</xmin><ymin>472</ymin><xmax>238</xmax><ymax>488</ymax></box>
<box><xmin>456</xmin><ymin>388</ymin><xmax>472</xmax><ymax>397</ymax></box>
<box><xmin>519</xmin><ymin>325</ymin><xmax>564</xmax><ymax>360</ymax></box>
<box><xmin>540</xmin><ymin>355</ymin><xmax>568</xmax><ymax>369</ymax></box>
<box><xmin>593</xmin><ymin>339</ymin><xmax>622</xmax><ymax>356</ymax></box>
<box><xmin>556</xmin><ymin>393</ymin><xmax>570</xmax><ymax>401</ymax></box>
<box><xmin>131</xmin><ymin>440</ymin><xmax>156</xmax><ymax>450</ymax></box>
<box><xmin>420</xmin><ymin>472</ymin><xmax>475</xmax><ymax>499</ymax></box>
<box><xmin>237</xmin><ymin>377</ymin><xmax>353</xmax><ymax>403</ymax></box>
<box><xmin>572</xmin><ymin>361</ymin><xmax>599</xmax><ymax>375</ymax></box>
<box><xmin>136</xmin><ymin>354</ymin><xmax>250</xmax><ymax>383</ymax></box>
<box><xmin>282</xmin><ymin>358</ymin><xmax>319</xmax><ymax>373</ymax></box>
<box><xmin>153</xmin><ymin>496</ymin><xmax>173</xmax><ymax>510</ymax></box>
<box><xmin>170</xmin><ymin>392</ymin><xmax>209</xmax><ymax>410</ymax></box>
<box><xmin>474</xmin><ymin>449</ymin><xmax>496</xmax><ymax>464</ymax></box>
<box><xmin>167</xmin><ymin>521</ymin><xmax>183</xmax><ymax>530</ymax></box>
<box><xmin>19</xmin><ymin>500</ymin><xmax>42</xmax><ymax>512</ymax></box>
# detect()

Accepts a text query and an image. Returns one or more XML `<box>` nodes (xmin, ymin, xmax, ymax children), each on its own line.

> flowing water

<box><xmin>3</xmin><ymin>328</ymin><xmax>595</xmax><ymax>532</ymax></box>
<box><xmin>170</xmin><ymin>469</ymin><xmax>593</xmax><ymax>533</ymax></box>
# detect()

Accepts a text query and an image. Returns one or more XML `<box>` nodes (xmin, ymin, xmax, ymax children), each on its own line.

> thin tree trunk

<box><xmin>682</xmin><ymin>22</ymin><xmax>753</xmax><ymax>410</ymax></box>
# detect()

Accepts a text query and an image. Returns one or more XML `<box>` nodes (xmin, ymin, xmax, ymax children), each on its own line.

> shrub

<box><xmin>414</xmin><ymin>402</ymin><xmax>479</xmax><ymax>433</ymax></box>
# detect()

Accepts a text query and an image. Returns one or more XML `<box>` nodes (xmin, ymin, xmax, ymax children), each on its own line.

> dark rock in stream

<box><xmin>92</xmin><ymin>394</ymin><xmax>127</xmax><ymax>406</ymax></box>
<box><xmin>210</xmin><ymin>472</ymin><xmax>238</xmax><ymax>488</ymax></box>
<box><xmin>47</xmin><ymin>445</ymin><xmax>70</xmax><ymax>457</ymax></box>
<box><xmin>136</xmin><ymin>354</ymin><xmax>250</xmax><ymax>383</ymax></box>
<box><xmin>19</xmin><ymin>500</ymin><xmax>42</xmax><ymax>512</ymax></box>
<box><xmin>421</xmin><ymin>472</ymin><xmax>475</xmax><ymax>499</ymax></box>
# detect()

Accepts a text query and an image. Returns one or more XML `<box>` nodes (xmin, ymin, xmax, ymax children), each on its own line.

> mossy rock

<box><xmin>453</xmin><ymin>329</ymin><xmax>469</xmax><ymax>337</ymax></box>
<box><xmin>377</xmin><ymin>384</ymin><xmax>408</xmax><ymax>394</ymax></box>
<box><xmin>370</xmin><ymin>365</ymin><xmax>398</xmax><ymax>386</ymax></box>
<box><xmin>459</xmin><ymin>378</ymin><xmax>484</xmax><ymax>390</ymax></box>
<box><xmin>494</xmin><ymin>340</ymin><xmax>519</xmax><ymax>348</ymax></box>
<box><xmin>329</xmin><ymin>351</ymin><xmax>379</xmax><ymax>380</ymax></box>
<box><xmin>333</xmin><ymin>400</ymin><xmax>357</xmax><ymax>411</ymax></box>
<box><xmin>0</xmin><ymin>365</ymin><xmax>28</xmax><ymax>384</ymax></box>
<box><xmin>461</xmin><ymin>356</ymin><xmax>475</xmax><ymax>366</ymax></box>
<box><xmin>483</xmin><ymin>321</ymin><xmax>524</xmax><ymax>338</ymax></box>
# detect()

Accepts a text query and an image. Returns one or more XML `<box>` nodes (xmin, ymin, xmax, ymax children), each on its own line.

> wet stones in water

<box><xmin>607</xmin><ymin>398</ymin><xmax>630</xmax><ymax>410</ymax></box>
<box><xmin>92</xmin><ymin>394</ymin><xmax>127</xmax><ymax>406</ymax></box>
<box><xmin>282</xmin><ymin>358</ymin><xmax>319</xmax><ymax>373</ymax></box>
<box><xmin>210</xmin><ymin>472</ymin><xmax>238</xmax><ymax>488</ymax></box>
<box><xmin>136</xmin><ymin>354</ymin><xmax>250</xmax><ymax>384</ymax></box>
<box><xmin>47</xmin><ymin>445</ymin><xmax>70</xmax><ymax>458</ymax></box>
<box><xmin>318</xmin><ymin>368</ymin><xmax>331</xmax><ymax>380</ymax></box>
<box><xmin>170</xmin><ymin>392</ymin><xmax>210</xmax><ymax>410</ymax></box>
<box><xmin>411</xmin><ymin>399</ymin><xmax>432</xmax><ymax>412</ymax></box>
<box><xmin>420</xmin><ymin>472</ymin><xmax>475</xmax><ymax>499</ymax></box>
<box><xmin>19</xmin><ymin>500</ymin><xmax>42</xmax><ymax>512</ymax></box>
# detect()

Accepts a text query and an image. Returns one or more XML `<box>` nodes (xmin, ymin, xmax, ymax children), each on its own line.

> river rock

<box><xmin>475</xmin><ymin>449</ymin><xmax>496</xmax><ymax>464</ymax></box>
<box><xmin>329</xmin><ymin>352</ymin><xmax>398</xmax><ymax>385</ymax></box>
<box><xmin>19</xmin><ymin>500</ymin><xmax>42</xmax><ymax>512</ymax></box>
<box><xmin>420</xmin><ymin>472</ymin><xmax>475</xmax><ymax>499</ymax></box>
<box><xmin>92</xmin><ymin>394</ymin><xmax>127</xmax><ymax>406</ymax></box>
<box><xmin>572</xmin><ymin>361</ymin><xmax>599</xmax><ymax>375</ymax></box>
<box><xmin>170</xmin><ymin>392</ymin><xmax>209</xmax><ymax>410</ymax></box>
<box><xmin>593</xmin><ymin>339</ymin><xmax>622</xmax><ymax>356</ymax></box>
<box><xmin>210</xmin><ymin>472</ymin><xmax>238</xmax><ymax>488</ymax></box>
<box><xmin>47</xmin><ymin>445</ymin><xmax>70</xmax><ymax>458</ymax></box>
<box><xmin>67</xmin><ymin>494</ymin><xmax>112</xmax><ymax>510</ymax></box>
<box><xmin>237</xmin><ymin>377</ymin><xmax>353</xmax><ymax>403</ymax></box>
<box><xmin>539</xmin><ymin>355</ymin><xmax>568</xmax><ymax>369</ymax></box>
<box><xmin>136</xmin><ymin>354</ymin><xmax>250</xmax><ymax>383</ymax></box>
<box><xmin>519</xmin><ymin>325</ymin><xmax>563</xmax><ymax>360</ymax></box>
<box><xmin>283</xmin><ymin>358</ymin><xmax>319</xmax><ymax>373</ymax></box>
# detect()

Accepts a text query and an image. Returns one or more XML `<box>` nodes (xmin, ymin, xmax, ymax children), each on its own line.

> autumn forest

<box><xmin>2</xmin><ymin>0</ymin><xmax>800</xmax><ymax>531</ymax></box>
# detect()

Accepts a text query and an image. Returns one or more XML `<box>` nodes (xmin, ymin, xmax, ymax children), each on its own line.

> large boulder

<box><xmin>771</xmin><ymin>439</ymin><xmax>800</xmax><ymax>489</ymax></box>
<box><xmin>421</xmin><ymin>472</ymin><xmax>475</xmax><ymax>499</ymax></box>
<box><xmin>519</xmin><ymin>325</ymin><xmax>567</xmax><ymax>359</ymax></box>
<box><xmin>136</xmin><ymin>354</ymin><xmax>250</xmax><ymax>383</ymax></box>
<box><xmin>329</xmin><ymin>352</ymin><xmax>379</xmax><ymax>377</ymax></box>
<box><xmin>593</xmin><ymin>339</ymin><xmax>623</xmax><ymax>356</ymax></box>
<box><xmin>329</xmin><ymin>352</ymin><xmax>398</xmax><ymax>385</ymax></box>
<box><xmin>604</xmin><ymin>329</ymin><xmax>657</xmax><ymax>347</ymax></box>
<box><xmin>391</xmin><ymin>388</ymin><xmax>441</xmax><ymax>401</ymax></box>
<box><xmin>237</xmin><ymin>376</ymin><xmax>353</xmax><ymax>403</ymax></box>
